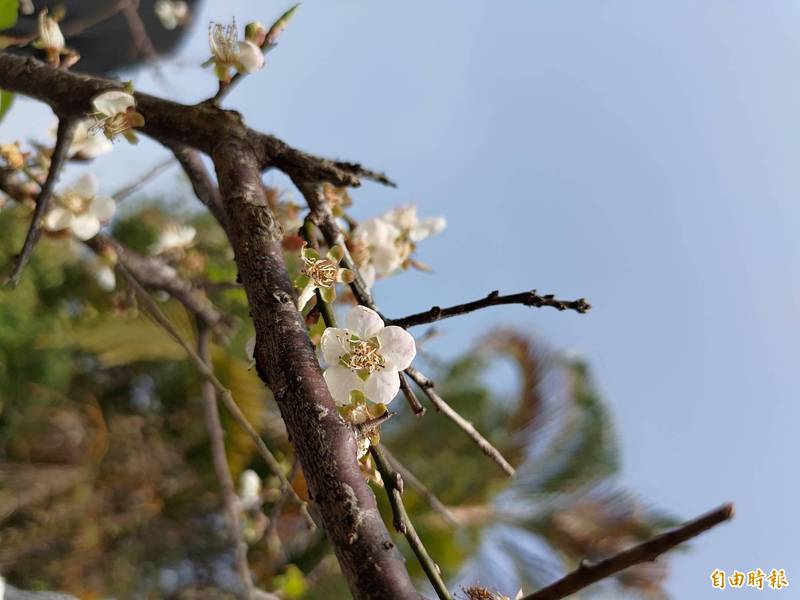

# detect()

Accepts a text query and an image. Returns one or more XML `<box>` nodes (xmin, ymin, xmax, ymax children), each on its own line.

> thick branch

<box><xmin>522</xmin><ymin>503</ymin><xmax>734</xmax><ymax>600</ymax></box>
<box><xmin>389</xmin><ymin>290</ymin><xmax>592</xmax><ymax>329</ymax></box>
<box><xmin>0</xmin><ymin>53</ymin><xmax>390</xmax><ymax>188</ymax></box>
<box><xmin>211</xmin><ymin>138</ymin><xmax>419</xmax><ymax>600</ymax></box>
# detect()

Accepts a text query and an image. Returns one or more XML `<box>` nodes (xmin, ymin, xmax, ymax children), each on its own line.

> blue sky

<box><xmin>3</xmin><ymin>1</ymin><xmax>798</xmax><ymax>597</ymax></box>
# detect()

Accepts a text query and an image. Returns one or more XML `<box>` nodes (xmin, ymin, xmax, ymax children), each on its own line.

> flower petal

<box><xmin>360</xmin><ymin>264</ymin><xmax>376</xmax><ymax>289</ymax></box>
<box><xmin>320</xmin><ymin>327</ymin><xmax>349</xmax><ymax>364</ymax></box>
<box><xmin>346</xmin><ymin>305</ymin><xmax>384</xmax><ymax>339</ymax></box>
<box><xmin>71</xmin><ymin>173</ymin><xmax>98</xmax><ymax>200</ymax></box>
<box><xmin>364</xmin><ymin>370</ymin><xmax>400</xmax><ymax>405</ymax></box>
<box><xmin>377</xmin><ymin>326</ymin><xmax>416</xmax><ymax>371</ymax></box>
<box><xmin>43</xmin><ymin>206</ymin><xmax>73</xmax><ymax>231</ymax></box>
<box><xmin>70</xmin><ymin>214</ymin><xmax>101</xmax><ymax>240</ymax></box>
<box><xmin>371</xmin><ymin>244</ymin><xmax>403</xmax><ymax>275</ymax></box>
<box><xmin>410</xmin><ymin>216</ymin><xmax>447</xmax><ymax>242</ymax></box>
<box><xmin>324</xmin><ymin>365</ymin><xmax>364</xmax><ymax>406</ymax></box>
<box><xmin>236</xmin><ymin>41</ymin><xmax>265</xmax><ymax>73</ymax></box>
<box><xmin>296</xmin><ymin>282</ymin><xmax>317</xmax><ymax>312</ymax></box>
<box><xmin>89</xmin><ymin>194</ymin><xmax>115</xmax><ymax>223</ymax></box>
<box><xmin>92</xmin><ymin>90</ymin><xmax>135</xmax><ymax>116</ymax></box>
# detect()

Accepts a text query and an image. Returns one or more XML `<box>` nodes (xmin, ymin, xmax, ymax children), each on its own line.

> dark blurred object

<box><xmin>6</xmin><ymin>0</ymin><xmax>202</xmax><ymax>75</ymax></box>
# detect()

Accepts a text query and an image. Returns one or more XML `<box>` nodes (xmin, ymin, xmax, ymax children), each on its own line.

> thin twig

<box><xmin>111</xmin><ymin>157</ymin><xmax>175</xmax><ymax>201</ymax></box>
<box><xmin>389</xmin><ymin>290</ymin><xmax>592</xmax><ymax>329</ymax></box>
<box><xmin>399</xmin><ymin>371</ymin><xmax>425</xmax><ymax>416</ymax></box>
<box><xmin>117</xmin><ymin>263</ymin><xmax>315</xmax><ymax>529</ymax></box>
<box><xmin>165</xmin><ymin>140</ymin><xmax>229</xmax><ymax>232</ymax></box>
<box><xmin>380</xmin><ymin>446</ymin><xmax>459</xmax><ymax>527</ymax></box>
<box><xmin>370</xmin><ymin>446</ymin><xmax>453</xmax><ymax>600</ymax></box>
<box><xmin>7</xmin><ymin>118</ymin><xmax>78</xmax><ymax>287</ymax></box>
<box><xmin>522</xmin><ymin>503</ymin><xmax>735</xmax><ymax>600</ymax></box>
<box><xmin>405</xmin><ymin>367</ymin><xmax>516</xmax><ymax>477</ymax></box>
<box><xmin>198</xmin><ymin>322</ymin><xmax>255</xmax><ymax>599</ymax></box>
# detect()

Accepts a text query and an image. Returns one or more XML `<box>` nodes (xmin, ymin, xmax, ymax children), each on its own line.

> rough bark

<box><xmin>0</xmin><ymin>51</ymin><xmax>420</xmax><ymax>599</ymax></box>
<box><xmin>212</xmin><ymin>139</ymin><xmax>420</xmax><ymax>600</ymax></box>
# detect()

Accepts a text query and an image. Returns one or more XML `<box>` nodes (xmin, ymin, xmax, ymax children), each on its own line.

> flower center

<box><xmin>210</xmin><ymin>22</ymin><xmax>239</xmax><ymax>64</ymax></box>
<box><xmin>58</xmin><ymin>193</ymin><xmax>89</xmax><ymax>214</ymax></box>
<box><xmin>304</xmin><ymin>257</ymin><xmax>338</xmax><ymax>288</ymax></box>
<box><xmin>102</xmin><ymin>112</ymin><xmax>132</xmax><ymax>138</ymax></box>
<box><xmin>344</xmin><ymin>339</ymin><xmax>386</xmax><ymax>374</ymax></box>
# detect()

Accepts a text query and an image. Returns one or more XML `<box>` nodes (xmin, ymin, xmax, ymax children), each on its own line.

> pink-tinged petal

<box><xmin>324</xmin><ymin>365</ymin><xmax>364</xmax><ymax>406</ymax></box>
<box><xmin>43</xmin><ymin>207</ymin><xmax>73</xmax><ymax>231</ymax></box>
<box><xmin>70</xmin><ymin>173</ymin><xmax>98</xmax><ymax>200</ymax></box>
<box><xmin>363</xmin><ymin>370</ymin><xmax>400</xmax><ymax>405</ymax></box>
<box><xmin>92</xmin><ymin>90</ymin><xmax>135</xmax><ymax>116</ymax></box>
<box><xmin>89</xmin><ymin>194</ymin><xmax>115</xmax><ymax>223</ymax></box>
<box><xmin>377</xmin><ymin>326</ymin><xmax>416</xmax><ymax>371</ymax></box>
<box><xmin>346</xmin><ymin>305</ymin><xmax>384</xmax><ymax>339</ymax></box>
<box><xmin>320</xmin><ymin>327</ymin><xmax>349</xmax><ymax>364</ymax></box>
<box><xmin>236</xmin><ymin>41</ymin><xmax>265</xmax><ymax>73</ymax></box>
<box><xmin>70</xmin><ymin>214</ymin><xmax>101</xmax><ymax>240</ymax></box>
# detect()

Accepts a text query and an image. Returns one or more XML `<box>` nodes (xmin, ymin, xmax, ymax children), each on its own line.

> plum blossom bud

<box><xmin>33</xmin><ymin>9</ymin><xmax>66</xmax><ymax>66</ymax></box>
<box><xmin>244</xmin><ymin>21</ymin><xmax>267</xmax><ymax>47</ymax></box>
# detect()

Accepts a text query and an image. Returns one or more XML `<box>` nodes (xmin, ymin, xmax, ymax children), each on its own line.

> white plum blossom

<box><xmin>206</xmin><ymin>20</ymin><xmax>264</xmax><ymax>83</ymax></box>
<box><xmin>321</xmin><ymin>306</ymin><xmax>416</xmax><ymax>406</ymax></box>
<box><xmin>383</xmin><ymin>205</ymin><xmax>447</xmax><ymax>243</ymax></box>
<box><xmin>90</xmin><ymin>90</ymin><xmax>145</xmax><ymax>144</ymax></box>
<box><xmin>150</xmin><ymin>224</ymin><xmax>196</xmax><ymax>255</ymax></box>
<box><xmin>43</xmin><ymin>174</ymin><xmax>115</xmax><ymax>240</ymax></box>
<box><xmin>351</xmin><ymin>205</ymin><xmax>446</xmax><ymax>287</ymax></box>
<box><xmin>238</xmin><ymin>469</ymin><xmax>262</xmax><ymax>511</ymax></box>
<box><xmin>50</xmin><ymin>120</ymin><xmax>113</xmax><ymax>159</ymax></box>
<box><xmin>350</xmin><ymin>218</ymin><xmax>403</xmax><ymax>288</ymax></box>
<box><xmin>294</xmin><ymin>243</ymin><xmax>355</xmax><ymax>311</ymax></box>
<box><xmin>154</xmin><ymin>0</ymin><xmax>190</xmax><ymax>30</ymax></box>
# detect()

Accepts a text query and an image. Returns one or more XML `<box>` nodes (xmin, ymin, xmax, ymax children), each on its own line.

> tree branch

<box><xmin>198</xmin><ymin>322</ymin><xmax>255</xmax><ymax>600</ymax></box>
<box><xmin>164</xmin><ymin>140</ymin><xmax>230</xmax><ymax>232</ymax></box>
<box><xmin>388</xmin><ymin>290</ymin><xmax>592</xmax><ymax>329</ymax></box>
<box><xmin>380</xmin><ymin>446</ymin><xmax>459</xmax><ymax>527</ymax></box>
<box><xmin>522</xmin><ymin>503</ymin><xmax>735</xmax><ymax>600</ymax></box>
<box><xmin>211</xmin><ymin>138</ymin><xmax>419</xmax><ymax>600</ymax></box>
<box><xmin>0</xmin><ymin>53</ymin><xmax>390</xmax><ymax>188</ymax></box>
<box><xmin>404</xmin><ymin>367</ymin><xmax>516</xmax><ymax>477</ymax></box>
<box><xmin>370</xmin><ymin>446</ymin><xmax>453</xmax><ymax>600</ymax></box>
<box><xmin>6</xmin><ymin>117</ymin><xmax>78</xmax><ymax>286</ymax></box>
<box><xmin>115</xmin><ymin>262</ymin><xmax>312</xmax><ymax>528</ymax></box>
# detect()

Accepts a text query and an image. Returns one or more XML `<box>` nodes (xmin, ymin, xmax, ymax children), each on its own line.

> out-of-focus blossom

<box><xmin>43</xmin><ymin>174</ymin><xmax>115</xmax><ymax>240</ymax></box>
<box><xmin>154</xmin><ymin>0</ymin><xmax>190</xmax><ymax>30</ymax></box>
<box><xmin>150</xmin><ymin>224</ymin><xmax>196</xmax><ymax>255</ymax></box>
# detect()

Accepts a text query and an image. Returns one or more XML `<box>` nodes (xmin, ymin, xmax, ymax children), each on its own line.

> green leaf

<box><xmin>0</xmin><ymin>89</ymin><xmax>14</xmax><ymax>124</ymax></box>
<box><xmin>0</xmin><ymin>0</ymin><xmax>17</xmax><ymax>30</ymax></box>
